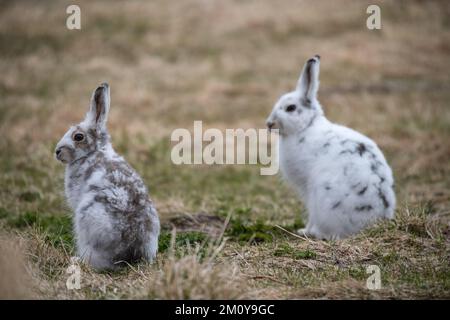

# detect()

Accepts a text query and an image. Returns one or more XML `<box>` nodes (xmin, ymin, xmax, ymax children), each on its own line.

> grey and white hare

<box><xmin>55</xmin><ymin>83</ymin><xmax>160</xmax><ymax>270</ymax></box>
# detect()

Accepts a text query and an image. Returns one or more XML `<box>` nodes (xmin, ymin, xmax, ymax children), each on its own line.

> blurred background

<box><xmin>0</xmin><ymin>0</ymin><xmax>449</xmax><ymax>299</ymax></box>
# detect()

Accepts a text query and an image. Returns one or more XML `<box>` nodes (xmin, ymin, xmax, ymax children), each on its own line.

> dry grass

<box><xmin>0</xmin><ymin>233</ymin><xmax>33</xmax><ymax>299</ymax></box>
<box><xmin>149</xmin><ymin>236</ymin><xmax>250</xmax><ymax>299</ymax></box>
<box><xmin>0</xmin><ymin>0</ymin><xmax>449</xmax><ymax>299</ymax></box>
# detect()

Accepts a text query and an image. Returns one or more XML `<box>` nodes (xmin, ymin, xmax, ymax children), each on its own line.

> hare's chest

<box><xmin>279</xmin><ymin>137</ymin><xmax>311</xmax><ymax>192</ymax></box>
<box><xmin>65</xmin><ymin>166</ymin><xmax>85</xmax><ymax>210</ymax></box>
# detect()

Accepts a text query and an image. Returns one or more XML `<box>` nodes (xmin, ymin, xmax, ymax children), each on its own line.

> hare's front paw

<box><xmin>297</xmin><ymin>225</ymin><xmax>331</xmax><ymax>240</ymax></box>
<box><xmin>297</xmin><ymin>228</ymin><xmax>309</xmax><ymax>237</ymax></box>
<box><xmin>297</xmin><ymin>227</ymin><xmax>320</xmax><ymax>238</ymax></box>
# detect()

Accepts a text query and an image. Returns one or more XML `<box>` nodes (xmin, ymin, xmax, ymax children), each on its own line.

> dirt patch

<box><xmin>162</xmin><ymin>213</ymin><xmax>226</xmax><ymax>239</ymax></box>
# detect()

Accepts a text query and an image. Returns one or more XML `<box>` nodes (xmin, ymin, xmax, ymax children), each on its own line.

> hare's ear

<box><xmin>86</xmin><ymin>83</ymin><xmax>110</xmax><ymax>130</ymax></box>
<box><xmin>296</xmin><ymin>55</ymin><xmax>320</xmax><ymax>105</ymax></box>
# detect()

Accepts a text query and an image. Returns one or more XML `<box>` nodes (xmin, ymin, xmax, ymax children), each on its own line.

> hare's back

<box><xmin>312</xmin><ymin>125</ymin><xmax>395</xmax><ymax>216</ymax></box>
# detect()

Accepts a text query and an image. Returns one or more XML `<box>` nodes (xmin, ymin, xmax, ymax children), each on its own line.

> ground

<box><xmin>0</xmin><ymin>0</ymin><xmax>449</xmax><ymax>299</ymax></box>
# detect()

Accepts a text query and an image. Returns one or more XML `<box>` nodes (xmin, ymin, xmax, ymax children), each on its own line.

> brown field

<box><xmin>0</xmin><ymin>0</ymin><xmax>449</xmax><ymax>299</ymax></box>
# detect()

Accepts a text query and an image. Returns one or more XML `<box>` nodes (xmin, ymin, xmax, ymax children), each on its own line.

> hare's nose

<box><xmin>55</xmin><ymin>148</ymin><xmax>62</xmax><ymax>156</ymax></box>
<box><xmin>267</xmin><ymin>121</ymin><xmax>275</xmax><ymax>130</ymax></box>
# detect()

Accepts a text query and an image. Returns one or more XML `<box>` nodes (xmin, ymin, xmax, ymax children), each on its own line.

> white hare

<box><xmin>55</xmin><ymin>83</ymin><xmax>160</xmax><ymax>270</ymax></box>
<box><xmin>266</xmin><ymin>55</ymin><xmax>395</xmax><ymax>240</ymax></box>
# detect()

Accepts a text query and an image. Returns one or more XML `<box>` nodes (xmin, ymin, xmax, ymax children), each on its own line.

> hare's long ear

<box><xmin>296</xmin><ymin>55</ymin><xmax>320</xmax><ymax>105</ymax></box>
<box><xmin>86</xmin><ymin>83</ymin><xmax>110</xmax><ymax>130</ymax></box>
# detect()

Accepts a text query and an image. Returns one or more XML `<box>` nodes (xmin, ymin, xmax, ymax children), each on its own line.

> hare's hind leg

<box><xmin>144</xmin><ymin>232</ymin><xmax>158</xmax><ymax>262</ymax></box>
<box><xmin>78</xmin><ymin>246</ymin><xmax>115</xmax><ymax>270</ymax></box>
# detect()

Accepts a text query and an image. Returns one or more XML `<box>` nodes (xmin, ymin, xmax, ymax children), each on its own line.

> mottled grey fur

<box><xmin>55</xmin><ymin>83</ymin><xmax>160</xmax><ymax>270</ymax></box>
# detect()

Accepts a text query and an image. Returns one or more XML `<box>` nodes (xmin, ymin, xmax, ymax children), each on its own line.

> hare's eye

<box><xmin>73</xmin><ymin>133</ymin><xmax>84</xmax><ymax>142</ymax></box>
<box><xmin>286</xmin><ymin>104</ymin><xmax>296</xmax><ymax>112</ymax></box>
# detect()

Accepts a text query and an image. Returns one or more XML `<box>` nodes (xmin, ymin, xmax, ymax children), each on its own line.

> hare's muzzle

<box><xmin>55</xmin><ymin>148</ymin><xmax>62</xmax><ymax>160</ymax></box>
<box><xmin>55</xmin><ymin>147</ymin><xmax>68</xmax><ymax>163</ymax></box>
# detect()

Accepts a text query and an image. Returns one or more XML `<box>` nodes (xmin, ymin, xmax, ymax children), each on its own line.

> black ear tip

<box><xmin>96</xmin><ymin>83</ymin><xmax>109</xmax><ymax>92</ymax></box>
<box><xmin>94</xmin><ymin>83</ymin><xmax>109</xmax><ymax>96</ymax></box>
<box><xmin>97</xmin><ymin>83</ymin><xmax>109</xmax><ymax>92</ymax></box>
<box><xmin>306</xmin><ymin>55</ymin><xmax>320</xmax><ymax>65</ymax></box>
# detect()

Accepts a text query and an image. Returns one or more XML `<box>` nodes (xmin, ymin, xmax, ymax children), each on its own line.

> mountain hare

<box><xmin>266</xmin><ymin>55</ymin><xmax>395</xmax><ymax>240</ymax></box>
<box><xmin>55</xmin><ymin>83</ymin><xmax>160</xmax><ymax>270</ymax></box>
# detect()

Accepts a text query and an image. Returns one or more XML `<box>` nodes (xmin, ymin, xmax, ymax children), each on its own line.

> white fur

<box><xmin>266</xmin><ymin>56</ymin><xmax>395</xmax><ymax>240</ymax></box>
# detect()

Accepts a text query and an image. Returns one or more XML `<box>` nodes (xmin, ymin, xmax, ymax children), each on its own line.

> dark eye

<box><xmin>286</xmin><ymin>104</ymin><xmax>296</xmax><ymax>112</ymax></box>
<box><xmin>73</xmin><ymin>133</ymin><xmax>84</xmax><ymax>142</ymax></box>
